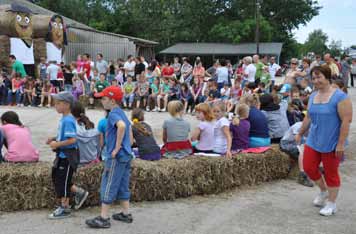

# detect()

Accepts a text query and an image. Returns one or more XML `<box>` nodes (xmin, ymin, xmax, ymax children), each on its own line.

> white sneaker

<box><xmin>38</xmin><ymin>104</ymin><xmax>43</xmax><ymax>107</ymax></box>
<box><xmin>313</xmin><ymin>191</ymin><xmax>328</xmax><ymax>207</ymax></box>
<box><xmin>319</xmin><ymin>201</ymin><xmax>337</xmax><ymax>216</ymax></box>
<box><xmin>152</xmin><ymin>107</ymin><xmax>158</xmax><ymax>112</ymax></box>
<box><xmin>146</xmin><ymin>107</ymin><xmax>150</xmax><ymax>112</ymax></box>
<box><xmin>162</xmin><ymin>108</ymin><xmax>166</xmax><ymax>112</ymax></box>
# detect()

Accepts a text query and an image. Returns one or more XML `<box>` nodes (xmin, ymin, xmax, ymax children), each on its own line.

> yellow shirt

<box><xmin>329</xmin><ymin>63</ymin><xmax>339</xmax><ymax>77</ymax></box>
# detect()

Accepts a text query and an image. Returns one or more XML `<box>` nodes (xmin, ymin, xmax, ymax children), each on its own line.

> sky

<box><xmin>293</xmin><ymin>0</ymin><xmax>356</xmax><ymax>48</ymax></box>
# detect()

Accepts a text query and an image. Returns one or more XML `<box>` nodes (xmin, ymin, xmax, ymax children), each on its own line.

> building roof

<box><xmin>0</xmin><ymin>0</ymin><xmax>158</xmax><ymax>45</ymax></box>
<box><xmin>160</xmin><ymin>43</ymin><xmax>283</xmax><ymax>56</ymax></box>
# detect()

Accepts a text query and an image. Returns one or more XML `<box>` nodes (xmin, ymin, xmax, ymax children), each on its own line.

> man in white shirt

<box><xmin>268</xmin><ymin>56</ymin><xmax>281</xmax><ymax>90</ymax></box>
<box><xmin>124</xmin><ymin>55</ymin><xmax>136</xmax><ymax>78</ymax></box>
<box><xmin>243</xmin><ymin>56</ymin><xmax>256</xmax><ymax>86</ymax></box>
<box><xmin>46</xmin><ymin>61</ymin><xmax>60</xmax><ymax>88</ymax></box>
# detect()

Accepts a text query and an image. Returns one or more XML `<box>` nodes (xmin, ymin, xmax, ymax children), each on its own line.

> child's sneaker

<box><xmin>152</xmin><ymin>107</ymin><xmax>158</xmax><ymax>112</ymax></box>
<box><xmin>161</xmin><ymin>108</ymin><xmax>166</xmax><ymax>112</ymax></box>
<box><xmin>146</xmin><ymin>107</ymin><xmax>150</xmax><ymax>112</ymax></box>
<box><xmin>319</xmin><ymin>201</ymin><xmax>337</xmax><ymax>216</ymax></box>
<box><xmin>86</xmin><ymin>216</ymin><xmax>111</xmax><ymax>228</ymax></box>
<box><xmin>313</xmin><ymin>191</ymin><xmax>328</xmax><ymax>207</ymax></box>
<box><xmin>297</xmin><ymin>172</ymin><xmax>314</xmax><ymax>187</ymax></box>
<box><xmin>48</xmin><ymin>206</ymin><xmax>71</xmax><ymax>219</ymax></box>
<box><xmin>74</xmin><ymin>189</ymin><xmax>89</xmax><ymax>210</ymax></box>
<box><xmin>112</xmin><ymin>212</ymin><xmax>133</xmax><ymax>223</ymax></box>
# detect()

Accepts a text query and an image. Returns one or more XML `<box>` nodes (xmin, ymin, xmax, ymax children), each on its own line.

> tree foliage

<box><xmin>34</xmin><ymin>0</ymin><xmax>320</xmax><ymax>61</ymax></box>
<box><xmin>302</xmin><ymin>29</ymin><xmax>328</xmax><ymax>55</ymax></box>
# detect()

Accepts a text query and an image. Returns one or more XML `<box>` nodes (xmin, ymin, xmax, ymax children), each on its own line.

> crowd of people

<box><xmin>0</xmin><ymin>51</ymin><xmax>354</xmax><ymax>225</ymax></box>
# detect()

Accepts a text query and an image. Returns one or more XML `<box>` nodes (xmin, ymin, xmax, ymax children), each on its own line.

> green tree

<box><xmin>302</xmin><ymin>29</ymin><xmax>329</xmax><ymax>55</ymax></box>
<box><xmin>34</xmin><ymin>0</ymin><xmax>321</xmax><ymax>62</ymax></box>
<box><xmin>328</xmin><ymin>39</ymin><xmax>343</xmax><ymax>57</ymax></box>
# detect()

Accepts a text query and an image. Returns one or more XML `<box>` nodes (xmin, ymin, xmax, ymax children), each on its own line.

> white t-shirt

<box><xmin>268</xmin><ymin>63</ymin><xmax>281</xmax><ymax>81</ymax></box>
<box><xmin>124</xmin><ymin>61</ymin><xmax>136</xmax><ymax>77</ymax></box>
<box><xmin>213</xmin><ymin>117</ymin><xmax>230</xmax><ymax>153</ymax></box>
<box><xmin>143</xmin><ymin>61</ymin><xmax>148</xmax><ymax>68</ymax></box>
<box><xmin>281</xmin><ymin>122</ymin><xmax>302</xmax><ymax>142</ymax></box>
<box><xmin>46</xmin><ymin>42</ymin><xmax>62</xmax><ymax>64</ymax></box>
<box><xmin>90</xmin><ymin>61</ymin><xmax>95</xmax><ymax>78</ymax></box>
<box><xmin>216</xmin><ymin>67</ymin><xmax>229</xmax><ymax>84</ymax></box>
<box><xmin>220</xmin><ymin>87</ymin><xmax>230</xmax><ymax>97</ymax></box>
<box><xmin>46</xmin><ymin>64</ymin><xmax>59</xmax><ymax>80</ymax></box>
<box><xmin>10</xmin><ymin>38</ymin><xmax>34</xmax><ymax>65</ymax></box>
<box><xmin>244</xmin><ymin>64</ymin><xmax>256</xmax><ymax>82</ymax></box>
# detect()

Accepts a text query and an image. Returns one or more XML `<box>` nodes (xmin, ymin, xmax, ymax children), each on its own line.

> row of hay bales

<box><xmin>0</xmin><ymin>146</ymin><xmax>290</xmax><ymax>212</ymax></box>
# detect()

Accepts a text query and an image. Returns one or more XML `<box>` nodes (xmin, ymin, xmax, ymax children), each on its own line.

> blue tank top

<box><xmin>306</xmin><ymin>89</ymin><xmax>348</xmax><ymax>153</ymax></box>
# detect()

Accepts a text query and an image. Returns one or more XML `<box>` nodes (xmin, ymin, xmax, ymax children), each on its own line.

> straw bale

<box><xmin>0</xmin><ymin>145</ymin><xmax>289</xmax><ymax>212</ymax></box>
<box><xmin>32</xmin><ymin>15</ymin><xmax>51</xmax><ymax>38</ymax></box>
<box><xmin>0</xmin><ymin>35</ymin><xmax>10</xmax><ymax>71</ymax></box>
<box><xmin>33</xmin><ymin>38</ymin><xmax>46</xmax><ymax>64</ymax></box>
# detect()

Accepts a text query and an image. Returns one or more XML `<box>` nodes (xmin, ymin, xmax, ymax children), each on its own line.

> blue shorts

<box><xmin>100</xmin><ymin>157</ymin><xmax>131</xmax><ymax>204</ymax></box>
<box><xmin>249</xmin><ymin>137</ymin><xmax>271</xmax><ymax>148</ymax></box>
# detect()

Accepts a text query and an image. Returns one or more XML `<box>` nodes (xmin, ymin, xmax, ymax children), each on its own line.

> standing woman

<box><xmin>296</xmin><ymin>66</ymin><xmax>352</xmax><ymax>216</ymax></box>
<box><xmin>350</xmin><ymin>58</ymin><xmax>356</xmax><ymax>88</ymax></box>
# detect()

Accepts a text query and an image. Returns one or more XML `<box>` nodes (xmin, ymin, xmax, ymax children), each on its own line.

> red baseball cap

<box><xmin>94</xmin><ymin>86</ymin><xmax>123</xmax><ymax>101</ymax></box>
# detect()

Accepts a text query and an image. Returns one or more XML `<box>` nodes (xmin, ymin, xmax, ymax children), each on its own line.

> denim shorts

<box><xmin>100</xmin><ymin>157</ymin><xmax>131</xmax><ymax>204</ymax></box>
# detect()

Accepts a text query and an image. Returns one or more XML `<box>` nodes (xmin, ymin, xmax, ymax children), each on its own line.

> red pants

<box><xmin>303</xmin><ymin>145</ymin><xmax>341</xmax><ymax>187</ymax></box>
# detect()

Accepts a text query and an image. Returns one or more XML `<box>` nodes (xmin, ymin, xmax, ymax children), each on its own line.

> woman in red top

<box><xmin>8</xmin><ymin>73</ymin><xmax>24</xmax><ymax>106</ymax></box>
<box><xmin>193</xmin><ymin>61</ymin><xmax>205</xmax><ymax>84</ymax></box>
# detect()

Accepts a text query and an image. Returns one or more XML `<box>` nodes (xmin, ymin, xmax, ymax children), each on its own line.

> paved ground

<box><xmin>0</xmin><ymin>85</ymin><xmax>355</xmax><ymax>234</ymax></box>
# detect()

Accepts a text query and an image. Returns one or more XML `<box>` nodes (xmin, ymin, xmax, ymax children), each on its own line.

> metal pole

<box><xmin>255</xmin><ymin>0</ymin><xmax>260</xmax><ymax>55</ymax></box>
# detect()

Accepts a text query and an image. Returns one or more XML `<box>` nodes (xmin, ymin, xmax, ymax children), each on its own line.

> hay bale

<box><xmin>0</xmin><ymin>35</ymin><xmax>10</xmax><ymax>71</ymax></box>
<box><xmin>33</xmin><ymin>38</ymin><xmax>46</xmax><ymax>64</ymax></box>
<box><xmin>0</xmin><ymin>9</ymin><xmax>32</xmax><ymax>38</ymax></box>
<box><xmin>32</xmin><ymin>15</ymin><xmax>51</xmax><ymax>38</ymax></box>
<box><xmin>0</xmin><ymin>145</ymin><xmax>290</xmax><ymax>212</ymax></box>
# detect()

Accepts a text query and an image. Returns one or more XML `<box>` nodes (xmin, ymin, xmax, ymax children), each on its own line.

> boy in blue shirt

<box><xmin>47</xmin><ymin>92</ymin><xmax>88</xmax><ymax>219</ymax></box>
<box><xmin>86</xmin><ymin>86</ymin><xmax>134</xmax><ymax>228</ymax></box>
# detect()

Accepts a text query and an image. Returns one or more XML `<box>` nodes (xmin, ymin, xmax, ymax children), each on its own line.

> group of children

<box><xmin>1</xmin><ymin>61</ymin><xmax>350</xmax><ymax>227</ymax></box>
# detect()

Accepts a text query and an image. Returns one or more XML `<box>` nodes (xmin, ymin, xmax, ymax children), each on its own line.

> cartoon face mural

<box><xmin>6</xmin><ymin>3</ymin><xmax>33</xmax><ymax>41</ymax></box>
<box><xmin>47</xmin><ymin>15</ymin><xmax>67</xmax><ymax>48</ymax></box>
<box><xmin>14</xmin><ymin>12</ymin><xmax>33</xmax><ymax>39</ymax></box>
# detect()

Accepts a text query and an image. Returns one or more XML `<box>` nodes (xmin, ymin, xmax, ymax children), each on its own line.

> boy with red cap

<box><xmin>86</xmin><ymin>86</ymin><xmax>134</xmax><ymax>228</ymax></box>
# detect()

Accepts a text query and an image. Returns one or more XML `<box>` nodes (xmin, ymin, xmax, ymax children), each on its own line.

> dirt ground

<box><xmin>0</xmin><ymin>87</ymin><xmax>355</xmax><ymax>234</ymax></box>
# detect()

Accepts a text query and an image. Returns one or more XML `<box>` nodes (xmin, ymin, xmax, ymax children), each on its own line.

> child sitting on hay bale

<box><xmin>86</xmin><ymin>86</ymin><xmax>134</xmax><ymax>228</ymax></box>
<box><xmin>131</xmin><ymin>108</ymin><xmax>161</xmax><ymax>160</ymax></box>
<box><xmin>0</xmin><ymin>111</ymin><xmax>39</xmax><ymax>163</ymax></box>
<box><xmin>212</xmin><ymin>101</ymin><xmax>232</xmax><ymax>158</ymax></box>
<box><xmin>46</xmin><ymin>92</ymin><xmax>88</xmax><ymax>219</ymax></box>
<box><xmin>280</xmin><ymin>121</ymin><xmax>314</xmax><ymax>187</ymax></box>
<box><xmin>161</xmin><ymin>100</ymin><xmax>192</xmax><ymax>159</ymax></box>
<box><xmin>230</xmin><ymin>104</ymin><xmax>250</xmax><ymax>152</ymax></box>
<box><xmin>191</xmin><ymin>103</ymin><xmax>215</xmax><ymax>153</ymax></box>
<box><xmin>71</xmin><ymin>101</ymin><xmax>100</xmax><ymax>165</ymax></box>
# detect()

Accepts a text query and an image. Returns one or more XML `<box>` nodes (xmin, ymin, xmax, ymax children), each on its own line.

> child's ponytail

<box><xmin>233</xmin><ymin>104</ymin><xmax>250</xmax><ymax>126</ymax></box>
<box><xmin>71</xmin><ymin>101</ymin><xmax>95</xmax><ymax>129</ymax></box>
<box><xmin>131</xmin><ymin>108</ymin><xmax>151</xmax><ymax>136</ymax></box>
